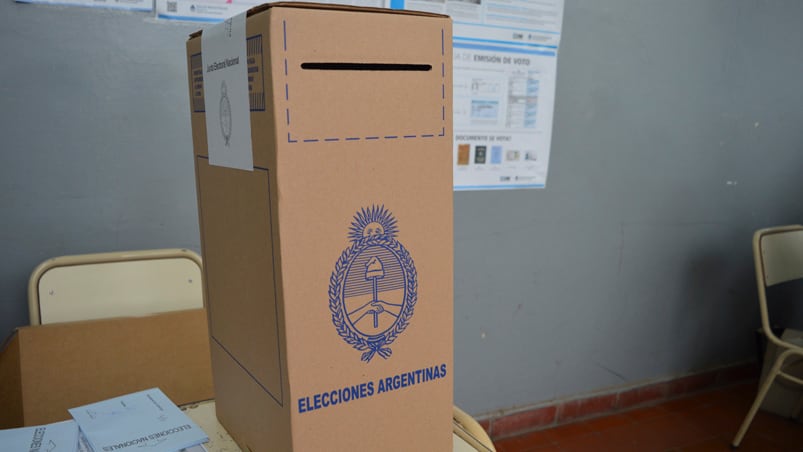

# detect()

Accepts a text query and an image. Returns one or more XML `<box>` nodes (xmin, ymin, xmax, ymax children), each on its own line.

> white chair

<box><xmin>28</xmin><ymin>248</ymin><xmax>204</xmax><ymax>325</ymax></box>
<box><xmin>732</xmin><ymin>225</ymin><xmax>803</xmax><ymax>448</ymax></box>
<box><xmin>453</xmin><ymin>405</ymin><xmax>495</xmax><ymax>451</ymax></box>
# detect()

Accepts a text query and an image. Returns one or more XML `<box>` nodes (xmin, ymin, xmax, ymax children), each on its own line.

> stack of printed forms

<box><xmin>0</xmin><ymin>388</ymin><xmax>208</xmax><ymax>452</ymax></box>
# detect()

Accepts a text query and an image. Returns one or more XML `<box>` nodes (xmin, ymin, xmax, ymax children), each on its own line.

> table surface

<box><xmin>182</xmin><ymin>400</ymin><xmax>478</xmax><ymax>452</ymax></box>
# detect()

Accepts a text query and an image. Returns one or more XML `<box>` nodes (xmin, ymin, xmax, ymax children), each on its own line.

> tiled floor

<box><xmin>492</xmin><ymin>382</ymin><xmax>803</xmax><ymax>451</ymax></box>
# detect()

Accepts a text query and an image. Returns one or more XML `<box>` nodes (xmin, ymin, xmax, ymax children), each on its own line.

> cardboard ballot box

<box><xmin>186</xmin><ymin>3</ymin><xmax>453</xmax><ymax>451</ymax></box>
<box><xmin>0</xmin><ymin>309</ymin><xmax>214</xmax><ymax>429</ymax></box>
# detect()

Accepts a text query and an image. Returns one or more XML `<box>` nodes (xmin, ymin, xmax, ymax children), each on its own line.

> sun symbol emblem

<box><xmin>329</xmin><ymin>206</ymin><xmax>418</xmax><ymax>362</ymax></box>
<box><xmin>219</xmin><ymin>80</ymin><xmax>232</xmax><ymax>146</ymax></box>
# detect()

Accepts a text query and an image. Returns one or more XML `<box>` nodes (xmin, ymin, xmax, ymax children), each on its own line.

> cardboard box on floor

<box><xmin>0</xmin><ymin>309</ymin><xmax>214</xmax><ymax>429</ymax></box>
<box><xmin>186</xmin><ymin>3</ymin><xmax>453</xmax><ymax>451</ymax></box>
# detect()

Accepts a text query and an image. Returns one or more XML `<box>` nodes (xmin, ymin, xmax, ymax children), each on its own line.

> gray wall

<box><xmin>0</xmin><ymin>5</ymin><xmax>200</xmax><ymax>329</ymax></box>
<box><xmin>2</xmin><ymin>0</ymin><xmax>803</xmax><ymax>417</ymax></box>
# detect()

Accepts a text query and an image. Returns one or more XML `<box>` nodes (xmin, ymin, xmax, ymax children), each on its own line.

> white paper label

<box><xmin>202</xmin><ymin>13</ymin><xmax>253</xmax><ymax>171</ymax></box>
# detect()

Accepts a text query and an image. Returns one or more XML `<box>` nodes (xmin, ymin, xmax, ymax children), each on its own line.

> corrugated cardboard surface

<box><xmin>188</xmin><ymin>4</ymin><xmax>453</xmax><ymax>451</ymax></box>
<box><xmin>0</xmin><ymin>309</ymin><xmax>214</xmax><ymax>428</ymax></box>
<box><xmin>194</xmin><ymin>159</ymin><xmax>291</xmax><ymax>451</ymax></box>
<box><xmin>0</xmin><ymin>334</ymin><xmax>23</xmax><ymax>428</ymax></box>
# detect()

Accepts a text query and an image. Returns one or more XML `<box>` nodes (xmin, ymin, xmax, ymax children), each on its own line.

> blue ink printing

<box><xmin>329</xmin><ymin>206</ymin><xmax>418</xmax><ymax>362</ymax></box>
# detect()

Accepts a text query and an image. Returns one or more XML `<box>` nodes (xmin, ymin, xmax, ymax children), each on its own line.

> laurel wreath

<box><xmin>329</xmin><ymin>235</ymin><xmax>418</xmax><ymax>362</ymax></box>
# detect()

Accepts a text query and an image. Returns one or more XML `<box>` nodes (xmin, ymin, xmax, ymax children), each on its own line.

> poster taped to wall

<box><xmin>396</xmin><ymin>0</ymin><xmax>563</xmax><ymax>190</ymax></box>
<box><xmin>16</xmin><ymin>0</ymin><xmax>151</xmax><ymax>11</ymax></box>
<box><xmin>164</xmin><ymin>0</ymin><xmax>563</xmax><ymax>190</ymax></box>
<box><xmin>156</xmin><ymin>0</ymin><xmax>257</xmax><ymax>22</ymax></box>
<box><xmin>156</xmin><ymin>0</ymin><xmax>386</xmax><ymax>22</ymax></box>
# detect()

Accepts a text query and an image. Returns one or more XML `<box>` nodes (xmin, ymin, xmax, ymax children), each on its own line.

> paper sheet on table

<box><xmin>0</xmin><ymin>419</ymin><xmax>79</xmax><ymax>452</ymax></box>
<box><xmin>69</xmin><ymin>388</ymin><xmax>208</xmax><ymax>452</ymax></box>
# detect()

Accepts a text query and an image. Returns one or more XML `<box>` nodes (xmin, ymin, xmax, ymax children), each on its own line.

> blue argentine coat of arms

<box><xmin>329</xmin><ymin>206</ymin><xmax>418</xmax><ymax>362</ymax></box>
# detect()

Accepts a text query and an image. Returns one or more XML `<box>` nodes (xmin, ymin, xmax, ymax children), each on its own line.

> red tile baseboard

<box><xmin>617</xmin><ymin>381</ymin><xmax>668</xmax><ymax>409</ymax></box>
<box><xmin>481</xmin><ymin>361</ymin><xmax>759</xmax><ymax>441</ymax></box>
<box><xmin>557</xmin><ymin>393</ymin><xmax>617</xmax><ymax>423</ymax></box>
<box><xmin>492</xmin><ymin>406</ymin><xmax>557</xmax><ymax>438</ymax></box>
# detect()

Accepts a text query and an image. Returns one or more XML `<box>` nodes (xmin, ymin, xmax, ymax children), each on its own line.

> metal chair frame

<box><xmin>733</xmin><ymin>225</ymin><xmax>803</xmax><ymax>448</ymax></box>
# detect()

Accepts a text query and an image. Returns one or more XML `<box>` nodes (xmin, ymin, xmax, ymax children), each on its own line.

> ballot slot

<box><xmin>300</xmin><ymin>62</ymin><xmax>432</xmax><ymax>71</ymax></box>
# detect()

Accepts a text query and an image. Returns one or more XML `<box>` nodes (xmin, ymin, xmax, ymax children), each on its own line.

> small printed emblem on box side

<box><xmin>329</xmin><ymin>206</ymin><xmax>418</xmax><ymax>362</ymax></box>
<box><xmin>219</xmin><ymin>81</ymin><xmax>232</xmax><ymax>146</ymax></box>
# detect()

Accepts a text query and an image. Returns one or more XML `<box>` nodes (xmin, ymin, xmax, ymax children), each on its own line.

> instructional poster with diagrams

<box><xmin>156</xmin><ymin>0</ymin><xmax>387</xmax><ymax>22</ymax></box>
<box><xmin>15</xmin><ymin>0</ymin><xmax>151</xmax><ymax>11</ymax></box>
<box><xmin>396</xmin><ymin>0</ymin><xmax>563</xmax><ymax>190</ymax></box>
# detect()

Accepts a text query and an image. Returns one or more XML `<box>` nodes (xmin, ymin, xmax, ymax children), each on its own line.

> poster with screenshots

<box><xmin>156</xmin><ymin>0</ymin><xmax>387</xmax><ymax>22</ymax></box>
<box><xmin>15</xmin><ymin>0</ymin><xmax>150</xmax><ymax>11</ymax></box>
<box><xmin>394</xmin><ymin>0</ymin><xmax>563</xmax><ymax>190</ymax></box>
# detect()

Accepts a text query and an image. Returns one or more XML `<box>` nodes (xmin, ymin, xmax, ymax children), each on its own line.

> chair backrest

<box><xmin>756</xmin><ymin>225</ymin><xmax>803</xmax><ymax>288</ymax></box>
<box><xmin>453</xmin><ymin>405</ymin><xmax>496</xmax><ymax>451</ymax></box>
<box><xmin>753</xmin><ymin>225</ymin><xmax>803</xmax><ymax>347</ymax></box>
<box><xmin>28</xmin><ymin>249</ymin><xmax>203</xmax><ymax>325</ymax></box>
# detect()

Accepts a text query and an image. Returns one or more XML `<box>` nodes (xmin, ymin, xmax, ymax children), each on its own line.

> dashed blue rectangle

<box><xmin>283</xmin><ymin>20</ymin><xmax>446</xmax><ymax>144</ymax></box>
